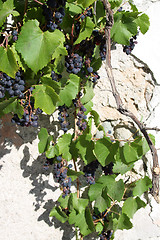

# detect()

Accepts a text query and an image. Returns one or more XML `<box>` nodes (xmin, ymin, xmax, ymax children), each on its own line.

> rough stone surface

<box><xmin>0</xmin><ymin>1</ymin><xmax>160</xmax><ymax>240</ymax></box>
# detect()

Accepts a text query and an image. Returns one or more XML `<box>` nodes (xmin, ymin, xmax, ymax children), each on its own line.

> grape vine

<box><xmin>0</xmin><ymin>0</ymin><xmax>157</xmax><ymax>240</ymax></box>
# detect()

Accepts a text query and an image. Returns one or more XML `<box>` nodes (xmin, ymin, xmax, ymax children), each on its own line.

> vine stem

<box><xmin>33</xmin><ymin>0</ymin><xmax>43</xmax><ymax>5</ymax></box>
<box><xmin>24</xmin><ymin>0</ymin><xmax>28</xmax><ymax>15</ymax></box>
<box><xmin>102</xmin><ymin>0</ymin><xmax>159</xmax><ymax>202</ymax></box>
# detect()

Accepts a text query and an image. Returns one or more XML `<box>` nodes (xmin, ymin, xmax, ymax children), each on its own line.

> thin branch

<box><xmin>102</xmin><ymin>0</ymin><xmax>159</xmax><ymax>202</ymax></box>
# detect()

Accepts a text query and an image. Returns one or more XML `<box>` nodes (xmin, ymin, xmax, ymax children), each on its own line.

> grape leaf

<box><xmin>3</xmin><ymin>99</ymin><xmax>23</xmax><ymax>118</ymax></box>
<box><xmin>76</xmin><ymin>132</ymin><xmax>96</xmax><ymax>165</ymax></box>
<box><xmin>77</xmin><ymin>0</ymin><xmax>96</xmax><ymax>8</ymax></box>
<box><xmin>67</xmin><ymin>169</ymin><xmax>84</xmax><ymax>181</ymax></box>
<box><xmin>81</xmin><ymin>81</ymin><xmax>94</xmax><ymax>105</ymax></box>
<box><xmin>16</xmin><ymin>20</ymin><xmax>65</xmax><ymax>73</ymax></box>
<box><xmin>68</xmin><ymin>209</ymin><xmax>92</xmax><ymax>236</ymax></box>
<box><xmin>49</xmin><ymin>206</ymin><xmax>68</xmax><ymax>223</ymax></box>
<box><xmin>132</xmin><ymin>176</ymin><xmax>152</xmax><ymax>197</ymax></box>
<box><xmin>58</xmin><ymin>74</ymin><xmax>80</xmax><ymax>107</ymax></box>
<box><xmin>111</xmin><ymin>12</ymin><xmax>138</xmax><ymax>45</ymax></box>
<box><xmin>122</xmin><ymin>197</ymin><xmax>146</xmax><ymax>219</ymax></box>
<box><xmin>74</xmin><ymin>17</ymin><xmax>95</xmax><ymax>45</ymax></box>
<box><xmin>0</xmin><ymin>97</ymin><xmax>16</xmax><ymax>117</ymax></box>
<box><xmin>45</xmin><ymin>144</ymin><xmax>59</xmax><ymax>159</ymax></box>
<box><xmin>57</xmin><ymin>133</ymin><xmax>72</xmax><ymax>161</ymax></box>
<box><xmin>93</xmin><ymin>137</ymin><xmax>112</xmax><ymax>166</ymax></box>
<box><xmin>0</xmin><ymin>47</ymin><xmax>19</xmax><ymax>78</ymax></box>
<box><xmin>0</xmin><ymin>0</ymin><xmax>19</xmax><ymax>27</ymax></box>
<box><xmin>113</xmin><ymin>161</ymin><xmax>134</xmax><ymax>174</ymax></box>
<box><xmin>134</xmin><ymin>13</ymin><xmax>150</xmax><ymax>34</ymax></box>
<box><xmin>96</xmin><ymin>222</ymin><xmax>103</xmax><ymax>234</ymax></box>
<box><xmin>123</xmin><ymin>142</ymin><xmax>138</xmax><ymax>164</ymax></box>
<box><xmin>94</xmin><ymin>195</ymin><xmax>108</xmax><ymax>213</ymax></box>
<box><xmin>32</xmin><ymin>85</ymin><xmax>59</xmax><ymax>115</ymax></box>
<box><xmin>38</xmin><ymin>128</ymin><xmax>48</xmax><ymax>153</ymax></box>
<box><xmin>106</xmin><ymin>179</ymin><xmax>125</xmax><ymax>202</ymax></box>
<box><xmin>66</xmin><ymin>2</ymin><xmax>83</xmax><ymax>16</ymax></box>
<box><xmin>116</xmin><ymin>213</ymin><xmax>133</xmax><ymax>230</ymax></box>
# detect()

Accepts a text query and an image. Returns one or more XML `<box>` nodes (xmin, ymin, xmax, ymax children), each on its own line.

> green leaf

<box><xmin>106</xmin><ymin>179</ymin><xmax>125</xmax><ymax>202</ymax></box>
<box><xmin>77</xmin><ymin>0</ymin><xmax>96</xmax><ymax>8</ymax></box>
<box><xmin>49</xmin><ymin>206</ymin><xmax>68</xmax><ymax>223</ymax></box>
<box><xmin>0</xmin><ymin>0</ymin><xmax>19</xmax><ymax>27</ymax></box>
<box><xmin>96</xmin><ymin>1</ymin><xmax>105</xmax><ymax>23</ymax></box>
<box><xmin>142</xmin><ymin>134</ymin><xmax>155</xmax><ymax>155</ymax></box>
<box><xmin>66</xmin><ymin>2</ymin><xmax>83</xmax><ymax>16</ymax></box>
<box><xmin>90</xmin><ymin>110</ymin><xmax>100</xmax><ymax>127</ymax></box>
<box><xmin>16</xmin><ymin>20</ymin><xmax>65</xmax><ymax>73</ymax></box>
<box><xmin>67</xmin><ymin>169</ymin><xmax>84</xmax><ymax>181</ymax></box>
<box><xmin>94</xmin><ymin>137</ymin><xmax>112</xmax><ymax>166</ymax></box>
<box><xmin>45</xmin><ymin>144</ymin><xmax>59</xmax><ymax>158</ymax></box>
<box><xmin>116</xmin><ymin>213</ymin><xmax>133</xmax><ymax>230</ymax></box>
<box><xmin>81</xmin><ymin>81</ymin><xmax>94</xmax><ymax>105</ymax></box>
<box><xmin>59</xmin><ymin>74</ymin><xmax>80</xmax><ymax>107</ymax></box>
<box><xmin>41</xmin><ymin>76</ymin><xmax>60</xmax><ymax>95</ymax></box>
<box><xmin>111</xmin><ymin>12</ymin><xmax>137</xmax><ymax>45</ymax></box>
<box><xmin>32</xmin><ymin>85</ymin><xmax>59</xmax><ymax>115</ymax></box>
<box><xmin>133</xmin><ymin>176</ymin><xmax>152</xmax><ymax>197</ymax></box>
<box><xmin>122</xmin><ymin>197</ymin><xmax>146</xmax><ymax>219</ymax></box>
<box><xmin>38</xmin><ymin>128</ymin><xmax>48</xmax><ymax>153</ymax></box>
<box><xmin>0</xmin><ymin>47</ymin><xmax>19</xmax><ymax>78</ymax></box>
<box><xmin>85</xmin><ymin>207</ymin><xmax>95</xmax><ymax>232</ymax></box>
<box><xmin>74</xmin><ymin>17</ymin><xmax>95</xmax><ymax>45</ymax></box>
<box><xmin>113</xmin><ymin>161</ymin><xmax>134</xmax><ymax>174</ymax></box>
<box><xmin>76</xmin><ymin>132</ymin><xmax>96</xmax><ymax>164</ymax></box>
<box><xmin>95</xmin><ymin>195</ymin><xmax>108</xmax><ymax>212</ymax></box>
<box><xmin>96</xmin><ymin>222</ymin><xmax>103</xmax><ymax>234</ymax></box>
<box><xmin>57</xmin><ymin>133</ymin><xmax>72</xmax><ymax>161</ymax></box>
<box><xmin>58</xmin><ymin>194</ymin><xmax>70</xmax><ymax>209</ymax></box>
<box><xmin>3</xmin><ymin>99</ymin><xmax>23</xmax><ymax>118</ymax></box>
<box><xmin>68</xmin><ymin>209</ymin><xmax>92</xmax><ymax>236</ymax></box>
<box><xmin>88</xmin><ymin>182</ymin><xmax>104</xmax><ymax>202</ymax></box>
<box><xmin>134</xmin><ymin>13</ymin><xmax>150</xmax><ymax>34</ymax></box>
<box><xmin>71</xmin><ymin>193</ymin><xmax>89</xmax><ymax>213</ymax></box>
<box><xmin>0</xmin><ymin>97</ymin><xmax>15</xmax><ymax>117</ymax></box>
<box><xmin>123</xmin><ymin>142</ymin><xmax>138</xmax><ymax>164</ymax></box>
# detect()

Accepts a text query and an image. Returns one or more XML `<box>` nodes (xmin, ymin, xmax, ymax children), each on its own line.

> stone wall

<box><xmin>0</xmin><ymin>1</ymin><xmax>160</xmax><ymax>240</ymax></box>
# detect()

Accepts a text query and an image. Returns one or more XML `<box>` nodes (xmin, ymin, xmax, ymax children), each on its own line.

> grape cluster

<box><xmin>11</xmin><ymin>99</ymin><xmax>41</xmax><ymax>127</ymax></box>
<box><xmin>88</xmin><ymin>71</ymin><xmax>100</xmax><ymax>84</ymax></box>
<box><xmin>53</xmin><ymin>156</ymin><xmax>72</xmax><ymax>198</ymax></box>
<box><xmin>0</xmin><ymin>71</ymin><xmax>25</xmax><ymax>99</ymax></box>
<box><xmin>42</xmin><ymin>0</ymin><xmax>65</xmax><ymax>31</ymax></box>
<box><xmin>12</xmin><ymin>29</ymin><xmax>18</xmax><ymax>42</ymax></box>
<box><xmin>83</xmin><ymin>160</ymin><xmax>99</xmax><ymax>185</ymax></box>
<box><xmin>78</xmin><ymin>7</ymin><xmax>92</xmax><ymax>20</ymax></box>
<box><xmin>65</xmin><ymin>53</ymin><xmax>83</xmax><ymax>74</ymax></box>
<box><xmin>102</xmin><ymin>162</ymin><xmax>114</xmax><ymax>175</ymax></box>
<box><xmin>100</xmin><ymin>39</ymin><xmax>106</xmax><ymax>61</ymax></box>
<box><xmin>73</xmin><ymin>95</ymin><xmax>87</xmax><ymax>131</ymax></box>
<box><xmin>123</xmin><ymin>35</ymin><xmax>138</xmax><ymax>55</ymax></box>
<box><xmin>51</xmin><ymin>70</ymin><xmax>62</xmax><ymax>82</ymax></box>
<box><xmin>99</xmin><ymin>230</ymin><xmax>113</xmax><ymax>240</ymax></box>
<box><xmin>58</xmin><ymin>105</ymin><xmax>69</xmax><ymax>133</ymax></box>
<box><xmin>43</xmin><ymin>157</ymin><xmax>54</xmax><ymax>170</ymax></box>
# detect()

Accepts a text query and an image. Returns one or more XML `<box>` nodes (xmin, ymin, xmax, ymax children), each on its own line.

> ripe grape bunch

<box><xmin>83</xmin><ymin>160</ymin><xmax>99</xmax><ymax>185</ymax></box>
<box><xmin>0</xmin><ymin>71</ymin><xmax>25</xmax><ymax>99</ymax></box>
<box><xmin>65</xmin><ymin>53</ymin><xmax>83</xmax><ymax>74</ymax></box>
<box><xmin>78</xmin><ymin>7</ymin><xmax>92</xmax><ymax>20</ymax></box>
<box><xmin>54</xmin><ymin>156</ymin><xmax>72</xmax><ymax>198</ymax></box>
<box><xmin>42</xmin><ymin>0</ymin><xmax>66</xmax><ymax>31</ymax></box>
<box><xmin>58</xmin><ymin>105</ymin><xmax>70</xmax><ymax>133</ymax></box>
<box><xmin>73</xmin><ymin>94</ymin><xmax>87</xmax><ymax>131</ymax></box>
<box><xmin>11</xmin><ymin>98</ymin><xmax>42</xmax><ymax>127</ymax></box>
<box><xmin>12</xmin><ymin>29</ymin><xmax>18</xmax><ymax>42</ymax></box>
<box><xmin>123</xmin><ymin>34</ymin><xmax>138</xmax><ymax>55</ymax></box>
<box><xmin>99</xmin><ymin>230</ymin><xmax>113</xmax><ymax>240</ymax></box>
<box><xmin>51</xmin><ymin>70</ymin><xmax>62</xmax><ymax>82</ymax></box>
